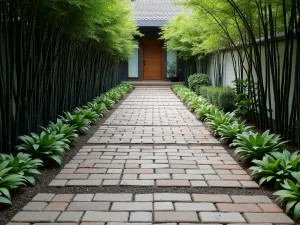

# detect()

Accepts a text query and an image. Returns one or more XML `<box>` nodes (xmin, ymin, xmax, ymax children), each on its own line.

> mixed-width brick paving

<box><xmin>8</xmin><ymin>87</ymin><xmax>294</xmax><ymax>224</ymax></box>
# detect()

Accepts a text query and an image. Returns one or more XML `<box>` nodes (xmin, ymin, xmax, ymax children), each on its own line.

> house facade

<box><xmin>121</xmin><ymin>0</ymin><xmax>183</xmax><ymax>81</ymax></box>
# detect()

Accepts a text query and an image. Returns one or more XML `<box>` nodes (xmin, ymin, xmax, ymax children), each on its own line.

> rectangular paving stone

<box><xmin>32</xmin><ymin>194</ymin><xmax>55</xmax><ymax>202</ymax></box>
<box><xmin>135</xmin><ymin>194</ymin><xmax>153</xmax><ymax>202</ymax></box>
<box><xmin>139</xmin><ymin>174</ymin><xmax>170</xmax><ymax>179</ymax></box>
<box><xmin>216</xmin><ymin>203</ymin><xmax>262</xmax><ymax>212</ymax></box>
<box><xmin>66</xmin><ymin>180</ymin><xmax>102</xmax><ymax>186</ymax></box>
<box><xmin>67</xmin><ymin>202</ymin><xmax>110</xmax><ymax>211</ymax></box>
<box><xmin>55</xmin><ymin>174</ymin><xmax>88</xmax><ymax>180</ymax></box>
<box><xmin>120</xmin><ymin>180</ymin><xmax>154</xmax><ymax>186</ymax></box>
<box><xmin>49</xmin><ymin>180</ymin><xmax>68</xmax><ymax>187</ymax></box>
<box><xmin>12</xmin><ymin>212</ymin><xmax>61</xmax><ymax>222</ymax></box>
<box><xmin>88</xmin><ymin>174</ymin><xmax>121</xmax><ymax>180</ymax></box>
<box><xmin>51</xmin><ymin>194</ymin><xmax>74</xmax><ymax>202</ymax></box>
<box><xmin>93</xmin><ymin>194</ymin><xmax>133</xmax><ymax>202</ymax></box>
<box><xmin>154</xmin><ymin>202</ymin><xmax>174</xmax><ymax>211</ymax></box>
<box><xmin>111</xmin><ymin>202</ymin><xmax>152</xmax><ymax>211</ymax></box>
<box><xmin>156</xmin><ymin>180</ymin><xmax>190</xmax><ymax>186</ymax></box>
<box><xmin>57</xmin><ymin>212</ymin><xmax>83</xmax><ymax>222</ymax></box>
<box><xmin>244</xmin><ymin>213</ymin><xmax>294</xmax><ymax>224</ymax></box>
<box><xmin>22</xmin><ymin>202</ymin><xmax>48</xmax><ymax>211</ymax></box>
<box><xmin>175</xmin><ymin>203</ymin><xmax>216</xmax><ymax>211</ymax></box>
<box><xmin>208</xmin><ymin>180</ymin><xmax>241</xmax><ymax>187</ymax></box>
<box><xmin>82</xmin><ymin>212</ymin><xmax>129</xmax><ymax>222</ymax></box>
<box><xmin>154</xmin><ymin>193</ymin><xmax>191</xmax><ymax>202</ymax></box>
<box><xmin>74</xmin><ymin>194</ymin><xmax>94</xmax><ymax>202</ymax></box>
<box><xmin>44</xmin><ymin>202</ymin><xmax>69</xmax><ymax>211</ymax></box>
<box><xmin>231</xmin><ymin>195</ymin><xmax>272</xmax><ymax>203</ymax></box>
<box><xmin>154</xmin><ymin>212</ymin><xmax>199</xmax><ymax>223</ymax></box>
<box><xmin>172</xmin><ymin>174</ymin><xmax>204</xmax><ymax>180</ymax></box>
<box><xmin>124</xmin><ymin>169</ymin><xmax>154</xmax><ymax>174</ymax></box>
<box><xmin>129</xmin><ymin>212</ymin><xmax>152</xmax><ymax>222</ymax></box>
<box><xmin>192</xmin><ymin>194</ymin><xmax>232</xmax><ymax>203</ymax></box>
<box><xmin>199</xmin><ymin>212</ymin><xmax>246</xmax><ymax>223</ymax></box>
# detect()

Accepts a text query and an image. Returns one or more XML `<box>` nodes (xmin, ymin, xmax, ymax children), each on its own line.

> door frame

<box><xmin>142</xmin><ymin>38</ymin><xmax>163</xmax><ymax>80</ymax></box>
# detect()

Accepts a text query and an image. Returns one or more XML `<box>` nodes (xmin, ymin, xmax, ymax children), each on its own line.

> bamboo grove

<box><xmin>0</xmin><ymin>0</ymin><xmax>140</xmax><ymax>153</ymax></box>
<box><xmin>161</xmin><ymin>0</ymin><xmax>300</xmax><ymax>147</ymax></box>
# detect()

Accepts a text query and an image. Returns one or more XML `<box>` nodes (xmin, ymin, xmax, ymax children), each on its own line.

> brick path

<box><xmin>8</xmin><ymin>87</ymin><xmax>294</xmax><ymax>224</ymax></box>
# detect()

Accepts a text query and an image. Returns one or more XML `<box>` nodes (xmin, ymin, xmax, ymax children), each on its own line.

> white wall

<box><xmin>203</xmin><ymin>39</ymin><xmax>297</xmax><ymax>119</ymax></box>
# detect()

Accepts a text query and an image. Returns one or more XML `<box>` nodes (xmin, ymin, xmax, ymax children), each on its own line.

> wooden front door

<box><xmin>142</xmin><ymin>39</ymin><xmax>162</xmax><ymax>80</ymax></box>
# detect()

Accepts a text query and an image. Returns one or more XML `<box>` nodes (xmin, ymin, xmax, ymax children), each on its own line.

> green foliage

<box><xmin>274</xmin><ymin>172</ymin><xmax>300</xmax><ymax>219</ymax></box>
<box><xmin>43</xmin><ymin>119</ymin><xmax>79</xmax><ymax>142</ymax></box>
<box><xmin>167</xmin><ymin>61</ymin><xmax>178</xmax><ymax>78</ymax></box>
<box><xmin>49</xmin><ymin>0</ymin><xmax>141</xmax><ymax>59</ymax></box>
<box><xmin>0</xmin><ymin>153</ymin><xmax>43</xmax><ymax>186</ymax></box>
<box><xmin>74</xmin><ymin>108</ymin><xmax>99</xmax><ymax>125</ymax></box>
<box><xmin>85</xmin><ymin>102</ymin><xmax>107</xmax><ymax>117</ymax></box>
<box><xmin>105</xmin><ymin>90</ymin><xmax>122</xmax><ymax>102</ymax></box>
<box><xmin>188</xmin><ymin>74</ymin><xmax>212</xmax><ymax>92</ymax></box>
<box><xmin>16</xmin><ymin>132</ymin><xmax>69</xmax><ymax>165</ymax></box>
<box><xmin>198</xmin><ymin>86</ymin><xmax>236</xmax><ymax>112</ymax></box>
<box><xmin>218</xmin><ymin>88</ymin><xmax>236</xmax><ymax>112</ymax></box>
<box><xmin>61</xmin><ymin>112</ymin><xmax>90</xmax><ymax>133</ymax></box>
<box><xmin>233</xmin><ymin>130</ymin><xmax>288</xmax><ymax>162</ymax></box>
<box><xmin>206</xmin><ymin>111</ymin><xmax>236</xmax><ymax>136</ymax></box>
<box><xmin>0</xmin><ymin>161</ymin><xmax>26</xmax><ymax>204</ymax></box>
<box><xmin>250</xmin><ymin>151</ymin><xmax>300</xmax><ymax>189</ymax></box>
<box><xmin>217</xmin><ymin>121</ymin><xmax>252</xmax><ymax>143</ymax></box>
<box><xmin>186</xmin><ymin>97</ymin><xmax>208</xmax><ymax>112</ymax></box>
<box><xmin>196</xmin><ymin>104</ymin><xmax>219</xmax><ymax>121</ymax></box>
<box><xmin>94</xmin><ymin>96</ymin><xmax>115</xmax><ymax>109</ymax></box>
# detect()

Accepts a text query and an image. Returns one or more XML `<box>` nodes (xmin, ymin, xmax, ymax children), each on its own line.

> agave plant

<box><xmin>250</xmin><ymin>151</ymin><xmax>300</xmax><ymax>189</ymax></box>
<box><xmin>274</xmin><ymin>172</ymin><xmax>300</xmax><ymax>219</ymax></box>
<box><xmin>217</xmin><ymin>121</ymin><xmax>252</xmax><ymax>143</ymax></box>
<box><xmin>94</xmin><ymin>96</ymin><xmax>115</xmax><ymax>109</ymax></box>
<box><xmin>233</xmin><ymin>130</ymin><xmax>288</xmax><ymax>162</ymax></box>
<box><xmin>61</xmin><ymin>112</ymin><xmax>90</xmax><ymax>133</ymax></box>
<box><xmin>43</xmin><ymin>119</ymin><xmax>79</xmax><ymax>142</ymax></box>
<box><xmin>85</xmin><ymin>102</ymin><xmax>107</xmax><ymax>116</ymax></box>
<box><xmin>74</xmin><ymin>108</ymin><xmax>99</xmax><ymax>125</ymax></box>
<box><xmin>0</xmin><ymin>153</ymin><xmax>43</xmax><ymax>185</ymax></box>
<box><xmin>0</xmin><ymin>161</ymin><xmax>26</xmax><ymax>204</ymax></box>
<box><xmin>16</xmin><ymin>131</ymin><xmax>69</xmax><ymax>165</ymax></box>
<box><xmin>205</xmin><ymin>111</ymin><xmax>236</xmax><ymax>136</ymax></box>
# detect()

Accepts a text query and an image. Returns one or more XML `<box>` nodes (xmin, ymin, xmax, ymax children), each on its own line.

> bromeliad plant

<box><xmin>16</xmin><ymin>132</ymin><xmax>69</xmax><ymax>165</ymax></box>
<box><xmin>195</xmin><ymin>104</ymin><xmax>219</xmax><ymax>121</ymax></box>
<box><xmin>94</xmin><ymin>96</ymin><xmax>115</xmax><ymax>109</ymax></box>
<box><xmin>274</xmin><ymin>172</ymin><xmax>300</xmax><ymax>219</ymax></box>
<box><xmin>250</xmin><ymin>151</ymin><xmax>300</xmax><ymax>189</ymax></box>
<box><xmin>217</xmin><ymin>121</ymin><xmax>253</xmax><ymax>144</ymax></box>
<box><xmin>0</xmin><ymin>161</ymin><xmax>26</xmax><ymax>204</ymax></box>
<box><xmin>43</xmin><ymin>119</ymin><xmax>79</xmax><ymax>142</ymax></box>
<box><xmin>74</xmin><ymin>108</ymin><xmax>99</xmax><ymax>125</ymax></box>
<box><xmin>205</xmin><ymin>111</ymin><xmax>236</xmax><ymax>136</ymax></box>
<box><xmin>61</xmin><ymin>112</ymin><xmax>90</xmax><ymax>133</ymax></box>
<box><xmin>0</xmin><ymin>153</ymin><xmax>43</xmax><ymax>185</ymax></box>
<box><xmin>233</xmin><ymin>130</ymin><xmax>288</xmax><ymax>162</ymax></box>
<box><xmin>85</xmin><ymin>102</ymin><xmax>107</xmax><ymax>116</ymax></box>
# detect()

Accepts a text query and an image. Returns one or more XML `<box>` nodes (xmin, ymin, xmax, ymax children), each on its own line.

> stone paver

<box><xmin>8</xmin><ymin>87</ymin><xmax>294</xmax><ymax>225</ymax></box>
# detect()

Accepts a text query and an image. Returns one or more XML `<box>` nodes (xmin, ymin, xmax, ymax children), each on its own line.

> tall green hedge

<box><xmin>188</xmin><ymin>74</ymin><xmax>212</xmax><ymax>92</ymax></box>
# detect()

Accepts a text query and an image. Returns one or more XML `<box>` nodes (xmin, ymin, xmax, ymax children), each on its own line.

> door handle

<box><xmin>143</xmin><ymin>60</ymin><xmax>146</xmax><ymax>66</ymax></box>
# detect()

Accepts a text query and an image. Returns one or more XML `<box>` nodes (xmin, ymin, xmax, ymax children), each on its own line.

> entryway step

<box><xmin>127</xmin><ymin>81</ymin><xmax>184</xmax><ymax>87</ymax></box>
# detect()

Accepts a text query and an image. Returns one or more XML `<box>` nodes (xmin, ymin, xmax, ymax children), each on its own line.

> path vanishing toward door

<box><xmin>9</xmin><ymin>87</ymin><xmax>294</xmax><ymax>224</ymax></box>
